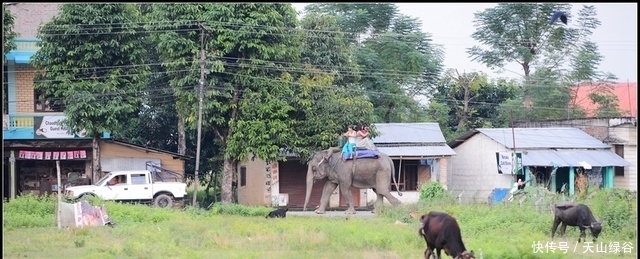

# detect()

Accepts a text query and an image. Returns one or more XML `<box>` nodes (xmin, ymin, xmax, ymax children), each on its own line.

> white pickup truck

<box><xmin>64</xmin><ymin>170</ymin><xmax>188</xmax><ymax>208</ymax></box>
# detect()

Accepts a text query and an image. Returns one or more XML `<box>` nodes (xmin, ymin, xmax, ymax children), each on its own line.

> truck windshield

<box><xmin>94</xmin><ymin>173</ymin><xmax>113</xmax><ymax>186</ymax></box>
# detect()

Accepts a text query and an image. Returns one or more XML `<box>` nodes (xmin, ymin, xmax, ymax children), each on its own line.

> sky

<box><xmin>292</xmin><ymin>3</ymin><xmax>638</xmax><ymax>82</ymax></box>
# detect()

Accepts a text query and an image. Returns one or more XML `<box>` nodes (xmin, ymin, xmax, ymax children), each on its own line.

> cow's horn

<box><xmin>582</xmin><ymin>225</ymin><xmax>591</xmax><ymax>228</ymax></box>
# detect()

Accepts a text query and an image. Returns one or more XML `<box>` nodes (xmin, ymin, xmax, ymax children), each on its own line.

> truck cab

<box><xmin>65</xmin><ymin>170</ymin><xmax>188</xmax><ymax>208</ymax></box>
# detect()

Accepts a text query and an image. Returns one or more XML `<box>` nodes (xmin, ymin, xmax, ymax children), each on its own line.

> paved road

<box><xmin>288</xmin><ymin>210</ymin><xmax>376</xmax><ymax>218</ymax></box>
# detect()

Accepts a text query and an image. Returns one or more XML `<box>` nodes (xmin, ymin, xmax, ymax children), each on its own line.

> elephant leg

<box><xmin>315</xmin><ymin>181</ymin><xmax>338</xmax><ymax>214</ymax></box>
<box><xmin>373</xmin><ymin>193</ymin><xmax>384</xmax><ymax>214</ymax></box>
<box><xmin>339</xmin><ymin>184</ymin><xmax>357</xmax><ymax>214</ymax></box>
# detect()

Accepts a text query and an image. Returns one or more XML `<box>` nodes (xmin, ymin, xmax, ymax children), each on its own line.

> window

<box><xmin>240</xmin><ymin>166</ymin><xmax>246</xmax><ymax>187</ymax></box>
<box><xmin>131</xmin><ymin>174</ymin><xmax>148</xmax><ymax>185</ymax></box>
<box><xmin>391</xmin><ymin>160</ymin><xmax>419</xmax><ymax>191</ymax></box>
<box><xmin>614</xmin><ymin>145</ymin><xmax>625</xmax><ymax>176</ymax></box>
<box><xmin>34</xmin><ymin>89</ymin><xmax>64</xmax><ymax>112</ymax></box>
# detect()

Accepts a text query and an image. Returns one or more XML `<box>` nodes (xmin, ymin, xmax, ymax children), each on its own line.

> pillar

<box><xmin>605</xmin><ymin>167</ymin><xmax>614</xmax><ymax>188</ymax></box>
<box><xmin>9</xmin><ymin>150</ymin><xmax>16</xmax><ymax>199</ymax></box>
<box><xmin>551</xmin><ymin>167</ymin><xmax>557</xmax><ymax>192</ymax></box>
<box><xmin>569</xmin><ymin>167</ymin><xmax>575</xmax><ymax>196</ymax></box>
<box><xmin>525</xmin><ymin>167</ymin><xmax>532</xmax><ymax>186</ymax></box>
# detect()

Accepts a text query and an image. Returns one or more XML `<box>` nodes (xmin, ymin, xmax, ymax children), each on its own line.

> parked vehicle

<box><xmin>64</xmin><ymin>170</ymin><xmax>188</xmax><ymax>208</ymax></box>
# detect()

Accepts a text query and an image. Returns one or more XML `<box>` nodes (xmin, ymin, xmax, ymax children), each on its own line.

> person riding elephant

<box><xmin>356</xmin><ymin>124</ymin><xmax>377</xmax><ymax>151</ymax></box>
<box><xmin>341</xmin><ymin>125</ymin><xmax>358</xmax><ymax>160</ymax></box>
<box><xmin>304</xmin><ymin>147</ymin><xmax>403</xmax><ymax>214</ymax></box>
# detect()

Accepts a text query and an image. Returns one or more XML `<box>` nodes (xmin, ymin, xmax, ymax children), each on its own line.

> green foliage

<box><xmin>428</xmin><ymin>71</ymin><xmax>519</xmax><ymax>137</ymax></box>
<box><xmin>587</xmin><ymin>188</ymin><xmax>636</xmax><ymax>238</ymax></box>
<box><xmin>208</xmin><ymin>203</ymin><xmax>273</xmax><ymax>217</ymax></box>
<box><xmin>468</xmin><ymin>4</ymin><xmax>615</xmax><ymax>120</ymax></box>
<box><xmin>3</xmin><ymin>5</ymin><xmax>17</xmax><ymax>114</ymax></box>
<box><xmin>306</xmin><ymin>4</ymin><xmax>444</xmax><ymax>123</ymax></box>
<box><xmin>3</xmin><ymin>6</ymin><xmax>17</xmax><ymax>60</ymax></box>
<box><xmin>31</xmin><ymin>3</ymin><xmax>150</xmax><ymax>137</ymax></box>
<box><xmin>418</xmin><ymin>181</ymin><xmax>450</xmax><ymax>201</ymax></box>
<box><xmin>3</xmin><ymin>193</ymin><xmax>637</xmax><ymax>258</ymax></box>
<box><xmin>589</xmin><ymin>92</ymin><xmax>624</xmax><ymax>117</ymax></box>
<box><xmin>304</xmin><ymin>4</ymin><xmax>398</xmax><ymax>43</ymax></box>
<box><xmin>3</xmin><ymin>193</ymin><xmax>56</xmax><ymax>228</ymax></box>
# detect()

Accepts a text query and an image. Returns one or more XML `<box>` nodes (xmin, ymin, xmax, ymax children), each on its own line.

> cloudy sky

<box><xmin>292</xmin><ymin>3</ymin><xmax>638</xmax><ymax>82</ymax></box>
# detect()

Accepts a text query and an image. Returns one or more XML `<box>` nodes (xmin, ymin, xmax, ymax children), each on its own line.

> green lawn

<box><xmin>3</xmin><ymin>190</ymin><xmax>637</xmax><ymax>259</ymax></box>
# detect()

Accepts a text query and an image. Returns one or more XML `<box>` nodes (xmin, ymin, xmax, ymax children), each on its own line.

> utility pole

<box><xmin>510</xmin><ymin>109</ymin><xmax>518</xmax><ymax>182</ymax></box>
<box><xmin>193</xmin><ymin>22</ymin><xmax>206</xmax><ymax>206</ymax></box>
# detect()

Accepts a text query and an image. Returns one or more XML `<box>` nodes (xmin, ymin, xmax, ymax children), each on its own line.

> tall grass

<box><xmin>2</xmin><ymin>188</ymin><xmax>637</xmax><ymax>259</ymax></box>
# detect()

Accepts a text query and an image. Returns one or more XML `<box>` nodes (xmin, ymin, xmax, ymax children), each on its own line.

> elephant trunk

<box><xmin>303</xmin><ymin>165</ymin><xmax>314</xmax><ymax>211</ymax></box>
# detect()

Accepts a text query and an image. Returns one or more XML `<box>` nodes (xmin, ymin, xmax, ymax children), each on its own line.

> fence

<box><xmin>446</xmin><ymin>186</ymin><xmax>638</xmax><ymax>216</ymax></box>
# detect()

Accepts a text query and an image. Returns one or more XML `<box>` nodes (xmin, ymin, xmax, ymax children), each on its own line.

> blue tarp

<box><xmin>343</xmin><ymin>149</ymin><xmax>379</xmax><ymax>160</ymax></box>
<box><xmin>491</xmin><ymin>188</ymin><xmax>511</xmax><ymax>204</ymax></box>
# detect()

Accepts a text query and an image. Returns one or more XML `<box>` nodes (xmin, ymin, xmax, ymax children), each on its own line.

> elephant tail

<box><xmin>389</xmin><ymin>157</ymin><xmax>403</xmax><ymax>197</ymax></box>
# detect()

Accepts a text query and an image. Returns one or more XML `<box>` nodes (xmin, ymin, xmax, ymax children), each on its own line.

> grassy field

<box><xmin>3</xmin><ymin>188</ymin><xmax>637</xmax><ymax>259</ymax></box>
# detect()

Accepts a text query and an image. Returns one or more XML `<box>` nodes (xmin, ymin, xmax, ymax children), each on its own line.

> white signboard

<box><xmin>34</xmin><ymin>116</ymin><xmax>87</xmax><ymax>139</ymax></box>
<box><xmin>497</xmin><ymin>152</ymin><xmax>515</xmax><ymax>175</ymax></box>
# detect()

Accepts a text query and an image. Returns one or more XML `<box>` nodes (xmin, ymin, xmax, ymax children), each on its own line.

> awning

<box><xmin>376</xmin><ymin>145</ymin><xmax>456</xmax><ymax>157</ymax></box>
<box><xmin>522</xmin><ymin>149</ymin><xmax>630</xmax><ymax>167</ymax></box>
<box><xmin>5</xmin><ymin>51</ymin><xmax>35</xmax><ymax>64</ymax></box>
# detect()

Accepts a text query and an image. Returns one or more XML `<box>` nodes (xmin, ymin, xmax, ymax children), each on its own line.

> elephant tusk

<box><xmin>317</xmin><ymin>158</ymin><xmax>325</xmax><ymax>166</ymax></box>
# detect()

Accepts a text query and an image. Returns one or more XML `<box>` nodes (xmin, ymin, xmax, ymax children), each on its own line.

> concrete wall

<box><xmin>450</xmin><ymin>133</ymin><xmax>515</xmax><ymax>201</ymax></box>
<box><xmin>236</xmin><ymin>155</ymin><xmax>269</xmax><ymax>206</ymax></box>
<box><xmin>99</xmin><ymin>141</ymin><xmax>185</xmax><ymax>175</ymax></box>
<box><xmin>6</xmin><ymin>3</ymin><xmax>61</xmax><ymax>38</ymax></box>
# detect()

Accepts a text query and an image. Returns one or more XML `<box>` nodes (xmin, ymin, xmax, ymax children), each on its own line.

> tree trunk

<box><xmin>92</xmin><ymin>134</ymin><xmax>102</xmax><ymax>183</ymax></box>
<box><xmin>384</xmin><ymin>103</ymin><xmax>394</xmax><ymax>123</ymax></box>
<box><xmin>522</xmin><ymin>62</ymin><xmax>533</xmax><ymax>108</ymax></box>
<box><xmin>457</xmin><ymin>84</ymin><xmax>471</xmax><ymax>130</ymax></box>
<box><xmin>221</xmin><ymin>157</ymin><xmax>235</xmax><ymax>204</ymax></box>
<box><xmin>177</xmin><ymin>116</ymin><xmax>186</xmax><ymax>155</ymax></box>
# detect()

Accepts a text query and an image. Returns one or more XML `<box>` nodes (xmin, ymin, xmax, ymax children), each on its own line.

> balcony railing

<box><xmin>4</xmin><ymin>114</ymin><xmax>35</xmax><ymax>129</ymax></box>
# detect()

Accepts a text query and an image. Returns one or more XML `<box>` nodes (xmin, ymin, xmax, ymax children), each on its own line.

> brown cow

<box><xmin>419</xmin><ymin>211</ymin><xmax>475</xmax><ymax>259</ymax></box>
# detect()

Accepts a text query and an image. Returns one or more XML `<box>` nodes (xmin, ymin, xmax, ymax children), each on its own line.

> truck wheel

<box><xmin>154</xmin><ymin>194</ymin><xmax>174</xmax><ymax>208</ymax></box>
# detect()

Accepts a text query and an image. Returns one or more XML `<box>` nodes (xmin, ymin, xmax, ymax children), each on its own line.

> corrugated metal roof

<box><xmin>372</xmin><ymin>123</ymin><xmax>447</xmax><ymax>144</ymax></box>
<box><xmin>377</xmin><ymin>145</ymin><xmax>457</xmax><ymax>157</ymax></box>
<box><xmin>522</xmin><ymin>149</ymin><xmax>630</xmax><ymax>167</ymax></box>
<box><xmin>478</xmin><ymin>128</ymin><xmax>610</xmax><ymax>149</ymax></box>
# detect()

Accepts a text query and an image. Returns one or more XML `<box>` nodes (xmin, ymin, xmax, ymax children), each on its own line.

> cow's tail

<box><xmin>418</xmin><ymin>214</ymin><xmax>429</xmax><ymax>237</ymax></box>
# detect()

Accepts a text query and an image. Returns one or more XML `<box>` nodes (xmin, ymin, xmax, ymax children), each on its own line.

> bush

<box><xmin>418</xmin><ymin>182</ymin><xmax>449</xmax><ymax>201</ymax></box>
<box><xmin>3</xmin><ymin>193</ymin><xmax>56</xmax><ymax>228</ymax></box>
<box><xmin>208</xmin><ymin>203</ymin><xmax>273</xmax><ymax>217</ymax></box>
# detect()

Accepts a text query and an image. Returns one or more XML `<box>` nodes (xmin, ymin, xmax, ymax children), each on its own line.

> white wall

<box><xmin>365</xmin><ymin>189</ymin><xmax>420</xmax><ymax>206</ymax></box>
<box><xmin>450</xmin><ymin>133</ymin><xmax>516</xmax><ymax>202</ymax></box>
<box><xmin>610</xmin><ymin>123</ymin><xmax>637</xmax><ymax>191</ymax></box>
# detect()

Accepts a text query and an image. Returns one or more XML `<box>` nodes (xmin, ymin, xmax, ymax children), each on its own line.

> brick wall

<box><xmin>6</xmin><ymin>3</ymin><xmax>61</xmax><ymax>38</ymax></box>
<box><xmin>15</xmin><ymin>66</ymin><xmax>36</xmax><ymax>113</ymax></box>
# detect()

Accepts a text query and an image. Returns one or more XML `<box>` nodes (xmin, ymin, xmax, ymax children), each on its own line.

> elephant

<box><xmin>303</xmin><ymin>147</ymin><xmax>403</xmax><ymax>214</ymax></box>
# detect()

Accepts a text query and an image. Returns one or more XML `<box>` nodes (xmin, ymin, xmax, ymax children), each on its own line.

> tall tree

<box><xmin>468</xmin><ymin>4</ymin><xmax>614</xmax><ymax>115</ymax></box>
<box><xmin>151</xmin><ymin>4</ymin><xmax>303</xmax><ymax>204</ymax></box>
<box><xmin>304</xmin><ymin>3</ymin><xmax>398</xmax><ymax>44</ymax></box>
<box><xmin>427</xmin><ymin>72</ymin><xmax>519</xmax><ymax>140</ymax></box>
<box><xmin>290</xmin><ymin>13</ymin><xmax>377</xmax><ymax>160</ymax></box>
<box><xmin>31</xmin><ymin>4</ymin><xmax>150</xmax><ymax>181</ymax></box>
<box><xmin>3</xmin><ymin>6</ymin><xmax>17</xmax><ymax>114</ymax></box>
<box><xmin>306</xmin><ymin>4</ymin><xmax>444</xmax><ymax>123</ymax></box>
<box><xmin>3</xmin><ymin>5</ymin><xmax>17</xmax><ymax>62</ymax></box>
<box><xmin>588</xmin><ymin>92</ymin><xmax>623</xmax><ymax>117</ymax></box>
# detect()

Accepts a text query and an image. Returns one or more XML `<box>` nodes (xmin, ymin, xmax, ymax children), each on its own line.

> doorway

<box><xmin>555</xmin><ymin>167</ymin><xmax>570</xmax><ymax>193</ymax></box>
